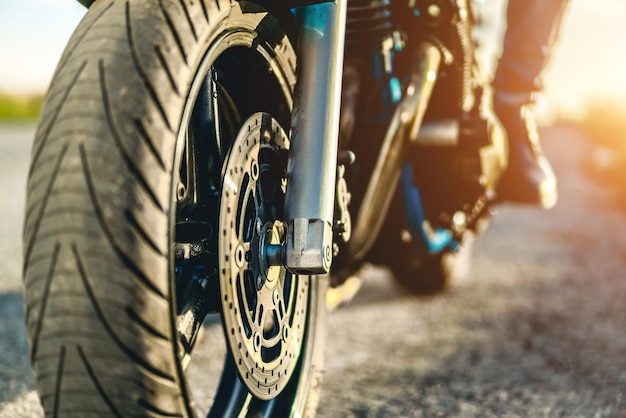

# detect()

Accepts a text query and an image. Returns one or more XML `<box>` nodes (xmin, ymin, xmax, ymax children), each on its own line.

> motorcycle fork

<box><xmin>283</xmin><ymin>0</ymin><xmax>347</xmax><ymax>275</ymax></box>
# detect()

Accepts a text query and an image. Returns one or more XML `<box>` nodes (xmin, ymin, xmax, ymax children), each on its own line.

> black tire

<box><xmin>384</xmin><ymin>231</ymin><xmax>474</xmax><ymax>295</ymax></box>
<box><xmin>370</xmin><ymin>189</ymin><xmax>478</xmax><ymax>295</ymax></box>
<box><xmin>23</xmin><ymin>1</ymin><xmax>326</xmax><ymax>416</ymax></box>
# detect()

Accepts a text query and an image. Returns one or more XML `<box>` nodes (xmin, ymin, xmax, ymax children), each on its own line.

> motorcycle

<box><xmin>22</xmin><ymin>0</ymin><xmax>506</xmax><ymax>416</ymax></box>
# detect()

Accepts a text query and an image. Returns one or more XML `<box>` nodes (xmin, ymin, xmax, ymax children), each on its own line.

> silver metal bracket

<box><xmin>286</xmin><ymin>218</ymin><xmax>333</xmax><ymax>275</ymax></box>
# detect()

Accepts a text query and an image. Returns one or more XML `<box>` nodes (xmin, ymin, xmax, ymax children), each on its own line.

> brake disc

<box><xmin>219</xmin><ymin>112</ymin><xmax>308</xmax><ymax>400</ymax></box>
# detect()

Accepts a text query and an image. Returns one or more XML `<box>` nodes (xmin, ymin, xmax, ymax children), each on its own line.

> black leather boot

<box><xmin>494</xmin><ymin>94</ymin><xmax>558</xmax><ymax>209</ymax></box>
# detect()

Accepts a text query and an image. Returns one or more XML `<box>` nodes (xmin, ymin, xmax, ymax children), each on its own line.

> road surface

<box><xmin>1</xmin><ymin>124</ymin><xmax>625</xmax><ymax>417</ymax></box>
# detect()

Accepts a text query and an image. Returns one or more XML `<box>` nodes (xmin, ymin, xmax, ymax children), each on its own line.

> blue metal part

<box><xmin>400</xmin><ymin>163</ymin><xmax>459</xmax><ymax>254</ymax></box>
<box><xmin>389</xmin><ymin>77</ymin><xmax>402</xmax><ymax>104</ymax></box>
<box><xmin>372</xmin><ymin>49</ymin><xmax>385</xmax><ymax>83</ymax></box>
<box><xmin>370</xmin><ymin>32</ymin><xmax>406</xmax><ymax>116</ymax></box>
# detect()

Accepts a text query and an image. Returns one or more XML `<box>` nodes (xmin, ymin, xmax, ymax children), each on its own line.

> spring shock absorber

<box><xmin>405</xmin><ymin>0</ymin><xmax>476</xmax><ymax>112</ymax></box>
<box><xmin>454</xmin><ymin>0</ymin><xmax>476</xmax><ymax>112</ymax></box>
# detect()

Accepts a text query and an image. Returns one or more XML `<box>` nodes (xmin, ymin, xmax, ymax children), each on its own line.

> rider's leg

<box><xmin>493</xmin><ymin>0</ymin><xmax>570</xmax><ymax>209</ymax></box>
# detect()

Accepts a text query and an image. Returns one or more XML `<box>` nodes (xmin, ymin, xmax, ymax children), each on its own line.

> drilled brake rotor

<box><xmin>219</xmin><ymin>112</ymin><xmax>308</xmax><ymax>400</ymax></box>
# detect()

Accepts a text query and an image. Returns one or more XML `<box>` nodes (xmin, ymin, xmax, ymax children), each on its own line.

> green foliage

<box><xmin>0</xmin><ymin>92</ymin><xmax>44</xmax><ymax>121</ymax></box>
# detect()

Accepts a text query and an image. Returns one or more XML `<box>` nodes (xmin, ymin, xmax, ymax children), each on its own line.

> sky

<box><xmin>0</xmin><ymin>0</ymin><xmax>86</xmax><ymax>94</ymax></box>
<box><xmin>534</xmin><ymin>0</ymin><xmax>626</xmax><ymax>119</ymax></box>
<box><xmin>474</xmin><ymin>0</ymin><xmax>626</xmax><ymax>120</ymax></box>
<box><xmin>0</xmin><ymin>0</ymin><xmax>625</xmax><ymax>119</ymax></box>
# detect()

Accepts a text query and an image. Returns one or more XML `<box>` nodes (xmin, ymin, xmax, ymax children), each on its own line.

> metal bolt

<box><xmin>251</xmin><ymin>159</ymin><xmax>259</xmax><ymax>181</ymax></box>
<box><xmin>176</xmin><ymin>183</ymin><xmax>186</xmax><ymax>200</ymax></box>
<box><xmin>253</xmin><ymin>332</ymin><xmax>261</xmax><ymax>352</ymax></box>
<box><xmin>256</xmin><ymin>218</ymin><xmax>264</xmax><ymax>235</ymax></box>
<box><xmin>235</xmin><ymin>244</ymin><xmax>245</xmax><ymax>267</ymax></box>
<box><xmin>427</xmin><ymin>3</ymin><xmax>441</xmax><ymax>17</ymax></box>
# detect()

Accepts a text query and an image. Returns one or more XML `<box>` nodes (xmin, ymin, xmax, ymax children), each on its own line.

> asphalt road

<box><xmin>0</xmin><ymin>125</ymin><xmax>42</xmax><ymax>417</ymax></box>
<box><xmin>1</xmin><ymin>124</ymin><xmax>625</xmax><ymax>417</ymax></box>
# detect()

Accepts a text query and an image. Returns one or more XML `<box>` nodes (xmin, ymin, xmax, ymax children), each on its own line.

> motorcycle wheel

<box><xmin>384</xmin><ymin>231</ymin><xmax>474</xmax><ymax>295</ymax></box>
<box><xmin>22</xmin><ymin>1</ymin><xmax>326</xmax><ymax>416</ymax></box>
<box><xmin>370</xmin><ymin>191</ymin><xmax>478</xmax><ymax>295</ymax></box>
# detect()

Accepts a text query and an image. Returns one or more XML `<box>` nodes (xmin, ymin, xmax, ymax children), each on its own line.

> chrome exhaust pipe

<box><xmin>346</xmin><ymin>42</ymin><xmax>442</xmax><ymax>262</ymax></box>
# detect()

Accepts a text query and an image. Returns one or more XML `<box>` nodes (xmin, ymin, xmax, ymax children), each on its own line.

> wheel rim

<box><xmin>170</xmin><ymin>20</ymin><xmax>309</xmax><ymax>416</ymax></box>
